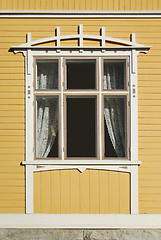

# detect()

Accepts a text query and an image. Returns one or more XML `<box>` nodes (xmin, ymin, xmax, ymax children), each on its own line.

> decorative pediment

<box><xmin>11</xmin><ymin>24</ymin><xmax>151</xmax><ymax>51</ymax></box>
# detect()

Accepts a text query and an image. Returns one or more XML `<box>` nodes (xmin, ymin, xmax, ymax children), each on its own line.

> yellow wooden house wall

<box><xmin>0</xmin><ymin>0</ymin><xmax>161</xmax><ymax>214</ymax></box>
<box><xmin>0</xmin><ymin>0</ymin><xmax>161</xmax><ymax>10</ymax></box>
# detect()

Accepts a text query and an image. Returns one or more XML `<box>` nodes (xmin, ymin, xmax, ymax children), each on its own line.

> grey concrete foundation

<box><xmin>0</xmin><ymin>229</ymin><xmax>161</xmax><ymax>240</ymax></box>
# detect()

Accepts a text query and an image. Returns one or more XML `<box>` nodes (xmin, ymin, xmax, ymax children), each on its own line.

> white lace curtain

<box><xmin>36</xmin><ymin>62</ymin><xmax>58</xmax><ymax>158</ymax></box>
<box><xmin>37</xmin><ymin>62</ymin><xmax>58</xmax><ymax>89</ymax></box>
<box><xmin>104</xmin><ymin>62</ymin><xmax>125</xmax><ymax>157</ymax></box>
<box><xmin>103</xmin><ymin>61</ymin><xmax>125</xmax><ymax>90</ymax></box>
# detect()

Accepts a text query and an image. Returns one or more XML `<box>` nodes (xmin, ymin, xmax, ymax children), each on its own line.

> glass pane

<box><xmin>104</xmin><ymin>96</ymin><xmax>127</xmax><ymax>158</ymax></box>
<box><xmin>36</xmin><ymin>96</ymin><xmax>59</xmax><ymax>158</ymax></box>
<box><xmin>66</xmin><ymin>59</ymin><xmax>96</xmax><ymax>89</ymax></box>
<box><xmin>36</xmin><ymin>60</ymin><xmax>58</xmax><ymax>90</ymax></box>
<box><xmin>67</xmin><ymin>97</ymin><xmax>97</xmax><ymax>157</ymax></box>
<box><xmin>103</xmin><ymin>60</ymin><xmax>126</xmax><ymax>90</ymax></box>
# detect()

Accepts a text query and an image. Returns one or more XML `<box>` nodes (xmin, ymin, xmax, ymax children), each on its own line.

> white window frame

<box><xmin>11</xmin><ymin>24</ymin><xmax>150</xmax><ymax>215</ymax></box>
<box><xmin>34</xmin><ymin>56</ymin><xmax>129</xmax><ymax>161</ymax></box>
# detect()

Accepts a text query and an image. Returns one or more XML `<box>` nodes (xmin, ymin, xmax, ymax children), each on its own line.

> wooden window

<box><xmin>103</xmin><ymin>58</ymin><xmax>129</xmax><ymax>159</ymax></box>
<box><xmin>34</xmin><ymin>57</ymin><xmax>129</xmax><ymax>160</ymax></box>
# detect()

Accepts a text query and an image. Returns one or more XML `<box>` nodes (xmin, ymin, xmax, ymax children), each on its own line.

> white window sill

<box><xmin>22</xmin><ymin>160</ymin><xmax>141</xmax><ymax>165</ymax></box>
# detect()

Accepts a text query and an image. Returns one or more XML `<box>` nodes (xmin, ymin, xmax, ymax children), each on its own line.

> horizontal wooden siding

<box><xmin>0</xmin><ymin>0</ymin><xmax>161</xmax><ymax>10</ymax></box>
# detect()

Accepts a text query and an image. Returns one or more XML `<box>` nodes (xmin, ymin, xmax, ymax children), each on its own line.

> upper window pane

<box><xmin>36</xmin><ymin>60</ymin><xmax>58</xmax><ymax>90</ymax></box>
<box><xmin>103</xmin><ymin>60</ymin><xmax>126</xmax><ymax>90</ymax></box>
<box><xmin>66</xmin><ymin>59</ymin><xmax>96</xmax><ymax>89</ymax></box>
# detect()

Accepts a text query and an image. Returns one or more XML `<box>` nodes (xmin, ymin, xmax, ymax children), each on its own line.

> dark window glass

<box><xmin>66</xmin><ymin>60</ymin><xmax>96</xmax><ymax>89</ymax></box>
<box><xmin>67</xmin><ymin>97</ymin><xmax>97</xmax><ymax>157</ymax></box>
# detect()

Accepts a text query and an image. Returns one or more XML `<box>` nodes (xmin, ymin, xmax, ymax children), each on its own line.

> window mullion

<box><xmin>99</xmin><ymin>57</ymin><xmax>102</xmax><ymax>161</ymax></box>
<box><xmin>61</xmin><ymin>57</ymin><xmax>64</xmax><ymax>160</ymax></box>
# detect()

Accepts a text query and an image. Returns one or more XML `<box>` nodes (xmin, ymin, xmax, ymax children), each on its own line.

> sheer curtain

<box><xmin>37</xmin><ymin>62</ymin><xmax>58</xmax><ymax>90</ymax></box>
<box><xmin>36</xmin><ymin>62</ymin><xmax>58</xmax><ymax>158</ymax></box>
<box><xmin>104</xmin><ymin>62</ymin><xmax>126</xmax><ymax>157</ymax></box>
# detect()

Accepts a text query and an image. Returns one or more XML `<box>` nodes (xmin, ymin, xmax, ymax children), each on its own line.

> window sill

<box><xmin>22</xmin><ymin>160</ymin><xmax>141</xmax><ymax>166</ymax></box>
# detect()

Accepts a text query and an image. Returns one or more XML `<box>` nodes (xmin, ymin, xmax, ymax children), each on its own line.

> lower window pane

<box><xmin>36</xmin><ymin>96</ymin><xmax>59</xmax><ymax>158</ymax></box>
<box><xmin>104</xmin><ymin>96</ymin><xmax>127</xmax><ymax>158</ymax></box>
<box><xmin>67</xmin><ymin>97</ymin><xmax>97</xmax><ymax>157</ymax></box>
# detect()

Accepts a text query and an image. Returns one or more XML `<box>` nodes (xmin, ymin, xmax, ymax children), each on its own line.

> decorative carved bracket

<box><xmin>11</xmin><ymin>24</ymin><xmax>151</xmax><ymax>52</ymax></box>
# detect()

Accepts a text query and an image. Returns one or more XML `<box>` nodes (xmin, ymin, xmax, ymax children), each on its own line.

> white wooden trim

<box><xmin>101</xmin><ymin>27</ymin><xmax>106</xmax><ymax>47</ymax></box>
<box><xmin>78</xmin><ymin>24</ymin><xmax>83</xmax><ymax>47</ymax></box>
<box><xmin>130</xmin><ymin>52</ymin><xmax>138</xmax><ymax>162</ymax></box>
<box><xmin>56</xmin><ymin>27</ymin><xmax>60</xmax><ymax>47</ymax></box>
<box><xmin>0</xmin><ymin>214</ymin><xmax>161</xmax><ymax>229</ymax></box>
<box><xmin>12</xmin><ymin>46</ymin><xmax>151</xmax><ymax>51</ymax></box>
<box><xmin>11</xmin><ymin>25</ymin><xmax>150</xmax><ymax>51</ymax></box>
<box><xmin>33</xmin><ymin>166</ymin><xmax>131</xmax><ymax>173</ymax></box>
<box><xmin>129</xmin><ymin>49</ymin><xmax>139</xmax><ymax>214</ymax></box>
<box><xmin>27</xmin><ymin>50</ymin><xmax>32</xmax><ymax>75</ymax></box>
<box><xmin>25</xmin><ymin>166</ymin><xmax>34</xmax><ymax>214</ymax></box>
<box><xmin>25</xmin><ymin>50</ymin><xmax>34</xmax><ymax>214</ymax></box>
<box><xmin>17</xmin><ymin>50</ymin><xmax>142</xmax><ymax>57</ymax></box>
<box><xmin>22</xmin><ymin>160</ymin><xmax>141</xmax><ymax>165</ymax></box>
<box><xmin>34</xmin><ymin>90</ymin><xmax>129</xmax><ymax>94</ymax></box>
<box><xmin>131</xmin><ymin>166</ymin><xmax>139</xmax><ymax>214</ymax></box>
<box><xmin>1</xmin><ymin>10</ymin><xmax>161</xmax><ymax>18</ymax></box>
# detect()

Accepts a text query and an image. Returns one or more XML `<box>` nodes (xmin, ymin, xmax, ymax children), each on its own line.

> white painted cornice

<box><xmin>1</xmin><ymin>10</ymin><xmax>161</xmax><ymax>18</ymax></box>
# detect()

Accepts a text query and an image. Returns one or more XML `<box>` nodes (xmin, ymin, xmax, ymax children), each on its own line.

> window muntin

<box><xmin>34</xmin><ymin>57</ymin><xmax>129</xmax><ymax>161</ymax></box>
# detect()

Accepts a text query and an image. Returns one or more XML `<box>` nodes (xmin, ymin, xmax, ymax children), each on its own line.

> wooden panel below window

<box><xmin>34</xmin><ymin>169</ymin><xmax>130</xmax><ymax>214</ymax></box>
